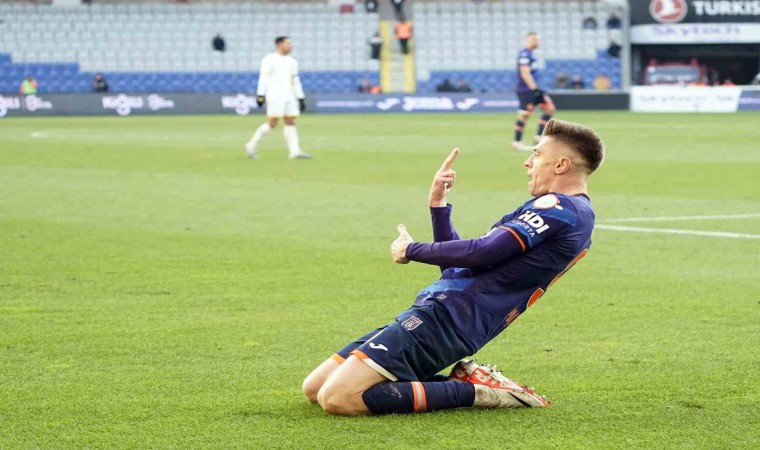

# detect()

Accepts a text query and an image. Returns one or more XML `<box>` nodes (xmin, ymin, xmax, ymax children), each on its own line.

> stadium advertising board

<box><xmin>630</xmin><ymin>86</ymin><xmax>745</xmax><ymax>112</ymax></box>
<box><xmin>738</xmin><ymin>88</ymin><xmax>760</xmax><ymax>110</ymax></box>
<box><xmin>0</xmin><ymin>95</ymin><xmax>53</xmax><ymax>117</ymax></box>
<box><xmin>313</xmin><ymin>94</ymin><xmax>519</xmax><ymax>113</ymax></box>
<box><xmin>630</xmin><ymin>0</ymin><xmax>760</xmax><ymax>43</ymax></box>
<box><xmin>0</xmin><ymin>91</ymin><xmax>756</xmax><ymax>117</ymax></box>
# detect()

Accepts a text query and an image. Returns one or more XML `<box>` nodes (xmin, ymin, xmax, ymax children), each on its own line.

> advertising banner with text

<box><xmin>630</xmin><ymin>0</ymin><xmax>760</xmax><ymax>43</ymax></box>
<box><xmin>630</xmin><ymin>86</ymin><xmax>751</xmax><ymax>112</ymax></box>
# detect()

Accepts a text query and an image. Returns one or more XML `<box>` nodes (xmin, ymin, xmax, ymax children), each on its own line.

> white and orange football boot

<box><xmin>448</xmin><ymin>359</ymin><xmax>480</xmax><ymax>383</ymax></box>
<box><xmin>449</xmin><ymin>359</ymin><xmax>550</xmax><ymax>408</ymax></box>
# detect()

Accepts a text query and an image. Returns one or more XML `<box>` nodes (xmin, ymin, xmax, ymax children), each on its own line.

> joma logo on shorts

<box><xmin>518</xmin><ymin>211</ymin><xmax>550</xmax><ymax>233</ymax></box>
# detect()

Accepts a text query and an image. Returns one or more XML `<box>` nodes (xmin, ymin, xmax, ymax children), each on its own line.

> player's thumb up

<box><xmin>398</xmin><ymin>224</ymin><xmax>414</xmax><ymax>242</ymax></box>
<box><xmin>392</xmin><ymin>224</ymin><xmax>413</xmax><ymax>264</ymax></box>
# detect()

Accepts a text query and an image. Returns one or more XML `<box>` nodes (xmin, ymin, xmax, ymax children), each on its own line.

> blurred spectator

<box><xmin>607</xmin><ymin>13</ymin><xmax>621</xmax><ymax>29</ymax></box>
<box><xmin>436</xmin><ymin>79</ymin><xmax>456</xmax><ymax>92</ymax></box>
<box><xmin>395</xmin><ymin>21</ymin><xmax>413</xmax><ymax>55</ymax></box>
<box><xmin>92</xmin><ymin>73</ymin><xmax>109</xmax><ymax>92</ymax></box>
<box><xmin>19</xmin><ymin>75</ymin><xmax>38</xmax><ymax>95</ymax></box>
<box><xmin>752</xmin><ymin>73</ymin><xmax>760</xmax><ymax>85</ymax></box>
<box><xmin>365</xmin><ymin>0</ymin><xmax>378</xmax><ymax>13</ymax></box>
<box><xmin>456</xmin><ymin>79</ymin><xmax>472</xmax><ymax>93</ymax></box>
<box><xmin>555</xmin><ymin>72</ymin><xmax>569</xmax><ymax>89</ymax></box>
<box><xmin>391</xmin><ymin>0</ymin><xmax>405</xmax><ymax>21</ymax></box>
<box><xmin>369</xmin><ymin>32</ymin><xmax>383</xmax><ymax>60</ymax></box>
<box><xmin>582</xmin><ymin>16</ymin><xmax>598</xmax><ymax>30</ymax></box>
<box><xmin>593</xmin><ymin>73</ymin><xmax>611</xmax><ymax>91</ymax></box>
<box><xmin>722</xmin><ymin>79</ymin><xmax>735</xmax><ymax>87</ymax></box>
<box><xmin>607</xmin><ymin>41</ymin><xmax>621</xmax><ymax>58</ymax></box>
<box><xmin>212</xmin><ymin>34</ymin><xmax>226</xmax><ymax>52</ymax></box>
<box><xmin>571</xmin><ymin>74</ymin><xmax>585</xmax><ymax>90</ymax></box>
<box><xmin>358</xmin><ymin>78</ymin><xmax>372</xmax><ymax>93</ymax></box>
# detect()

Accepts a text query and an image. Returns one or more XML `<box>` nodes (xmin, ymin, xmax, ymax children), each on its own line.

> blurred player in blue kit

<box><xmin>513</xmin><ymin>32</ymin><xmax>556</xmax><ymax>152</ymax></box>
<box><xmin>302</xmin><ymin>119</ymin><xmax>605</xmax><ymax>416</ymax></box>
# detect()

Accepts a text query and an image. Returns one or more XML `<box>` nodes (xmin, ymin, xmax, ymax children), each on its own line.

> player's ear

<box><xmin>554</xmin><ymin>157</ymin><xmax>572</xmax><ymax>174</ymax></box>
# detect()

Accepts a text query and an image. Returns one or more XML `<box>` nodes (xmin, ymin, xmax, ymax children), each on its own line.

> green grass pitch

<box><xmin>1</xmin><ymin>111</ymin><xmax>758</xmax><ymax>448</ymax></box>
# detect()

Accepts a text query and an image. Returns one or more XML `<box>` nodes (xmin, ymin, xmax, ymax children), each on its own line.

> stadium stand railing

<box><xmin>413</xmin><ymin>0</ymin><xmax>624</xmax><ymax>93</ymax></box>
<box><xmin>0</xmin><ymin>1</ymin><xmax>623</xmax><ymax>94</ymax></box>
<box><xmin>0</xmin><ymin>2</ymin><xmax>380</xmax><ymax>93</ymax></box>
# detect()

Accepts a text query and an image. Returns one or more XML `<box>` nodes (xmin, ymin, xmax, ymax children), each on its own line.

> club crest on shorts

<box><xmin>401</xmin><ymin>315</ymin><xmax>423</xmax><ymax>331</ymax></box>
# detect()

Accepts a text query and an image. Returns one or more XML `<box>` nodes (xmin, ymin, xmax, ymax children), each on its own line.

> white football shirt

<box><xmin>256</xmin><ymin>53</ymin><xmax>305</xmax><ymax>101</ymax></box>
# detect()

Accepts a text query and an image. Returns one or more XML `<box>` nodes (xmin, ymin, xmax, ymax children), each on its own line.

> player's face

<box><xmin>526</xmin><ymin>34</ymin><xmax>540</xmax><ymax>49</ymax></box>
<box><xmin>523</xmin><ymin>137</ymin><xmax>558</xmax><ymax>197</ymax></box>
<box><xmin>278</xmin><ymin>39</ymin><xmax>293</xmax><ymax>55</ymax></box>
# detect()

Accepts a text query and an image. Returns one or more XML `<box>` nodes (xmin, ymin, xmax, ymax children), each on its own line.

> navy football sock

<box><xmin>537</xmin><ymin>114</ymin><xmax>552</xmax><ymax>136</ymax></box>
<box><xmin>362</xmin><ymin>381</ymin><xmax>475</xmax><ymax>415</ymax></box>
<box><xmin>514</xmin><ymin>120</ymin><xmax>525</xmax><ymax>141</ymax></box>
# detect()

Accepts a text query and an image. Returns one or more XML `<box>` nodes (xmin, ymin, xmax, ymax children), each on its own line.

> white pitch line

<box><xmin>602</xmin><ymin>213</ymin><xmax>760</xmax><ymax>223</ymax></box>
<box><xmin>596</xmin><ymin>224</ymin><xmax>760</xmax><ymax>239</ymax></box>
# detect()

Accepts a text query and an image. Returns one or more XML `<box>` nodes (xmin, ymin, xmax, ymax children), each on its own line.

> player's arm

<box><xmin>292</xmin><ymin>60</ymin><xmax>305</xmax><ymax>100</ymax></box>
<box><xmin>519</xmin><ymin>66</ymin><xmax>538</xmax><ymax>91</ymax></box>
<box><xmin>518</xmin><ymin>51</ymin><xmax>538</xmax><ymax>90</ymax></box>
<box><xmin>430</xmin><ymin>204</ymin><xmax>460</xmax><ymax>242</ymax></box>
<box><xmin>402</xmin><ymin>226</ymin><xmax>525</xmax><ymax>268</ymax></box>
<box><xmin>292</xmin><ymin>60</ymin><xmax>306</xmax><ymax>112</ymax></box>
<box><xmin>393</xmin><ymin>204</ymin><xmax>576</xmax><ymax>266</ymax></box>
<box><xmin>429</xmin><ymin>148</ymin><xmax>461</xmax><ymax>242</ymax></box>
<box><xmin>256</xmin><ymin>57</ymin><xmax>269</xmax><ymax>106</ymax></box>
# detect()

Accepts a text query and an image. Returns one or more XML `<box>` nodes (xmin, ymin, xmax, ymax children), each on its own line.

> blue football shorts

<box><xmin>333</xmin><ymin>304</ymin><xmax>472</xmax><ymax>382</ymax></box>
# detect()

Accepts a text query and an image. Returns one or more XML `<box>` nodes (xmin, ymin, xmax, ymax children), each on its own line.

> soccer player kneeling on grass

<box><xmin>303</xmin><ymin>119</ymin><xmax>605</xmax><ymax>415</ymax></box>
<box><xmin>245</xmin><ymin>36</ymin><xmax>312</xmax><ymax>160</ymax></box>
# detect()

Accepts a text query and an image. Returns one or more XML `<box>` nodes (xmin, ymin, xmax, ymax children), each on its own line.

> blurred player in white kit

<box><xmin>245</xmin><ymin>36</ymin><xmax>312</xmax><ymax>160</ymax></box>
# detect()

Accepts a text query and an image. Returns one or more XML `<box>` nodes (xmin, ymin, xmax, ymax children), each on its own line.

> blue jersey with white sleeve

<box><xmin>406</xmin><ymin>193</ymin><xmax>595</xmax><ymax>354</ymax></box>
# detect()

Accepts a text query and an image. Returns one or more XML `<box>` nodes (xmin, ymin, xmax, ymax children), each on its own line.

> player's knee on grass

<box><xmin>317</xmin><ymin>383</ymin><xmax>366</xmax><ymax>416</ymax></box>
<box><xmin>302</xmin><ymin>376</ymin><xmax>320</xmax><ymax>403</ymax></box>
<box><xmin>284</xmin><ymin>117</ymin><xmax>296</xmax><ymax>126</ymax></box>
<box><xmin>302</xmin><ymin>357</ymin><xmax>342</xmax><ymax>403</ymax></box>
<box><xmin>267</xmin><ymin>117</ymin><xmax>279</xmax><ymax>128</ymax></box>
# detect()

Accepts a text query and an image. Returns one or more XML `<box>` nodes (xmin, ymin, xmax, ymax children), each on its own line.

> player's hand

<box><xmin>429</xmin><ymin>148</ymin><xmax>459</xmax><ymax>208</ymax></box>
<box><xmin>532</xmin><ymin>89</ymin><xmax>545</xmax><ymax>104</ymax></box>
<box><xmin>392</xmin><ymin>224</ymin><xmax>414</xmax><ymax>264</ymax></box>
<box><xmin>256</xmin><ymin>96</ymin><xmax>265</xmax><ymax>108</ymax></box>
<box><xmin>299</xmin><ymin>98</ymin><xmax>306</xmax><ymax>112</ymax></box>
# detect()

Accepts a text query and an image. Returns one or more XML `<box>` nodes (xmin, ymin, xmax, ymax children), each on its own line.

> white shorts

<box><xmin>266</xmin><ymin>98</ymin><xmax>300</xmax><ymax>117</ymax></box>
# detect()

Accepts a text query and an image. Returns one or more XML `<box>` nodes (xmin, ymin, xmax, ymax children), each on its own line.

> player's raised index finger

<box><xmin>440</xmin><ymin>148</ymin><xmax>459</xmax><ymax>170</ymax></box>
